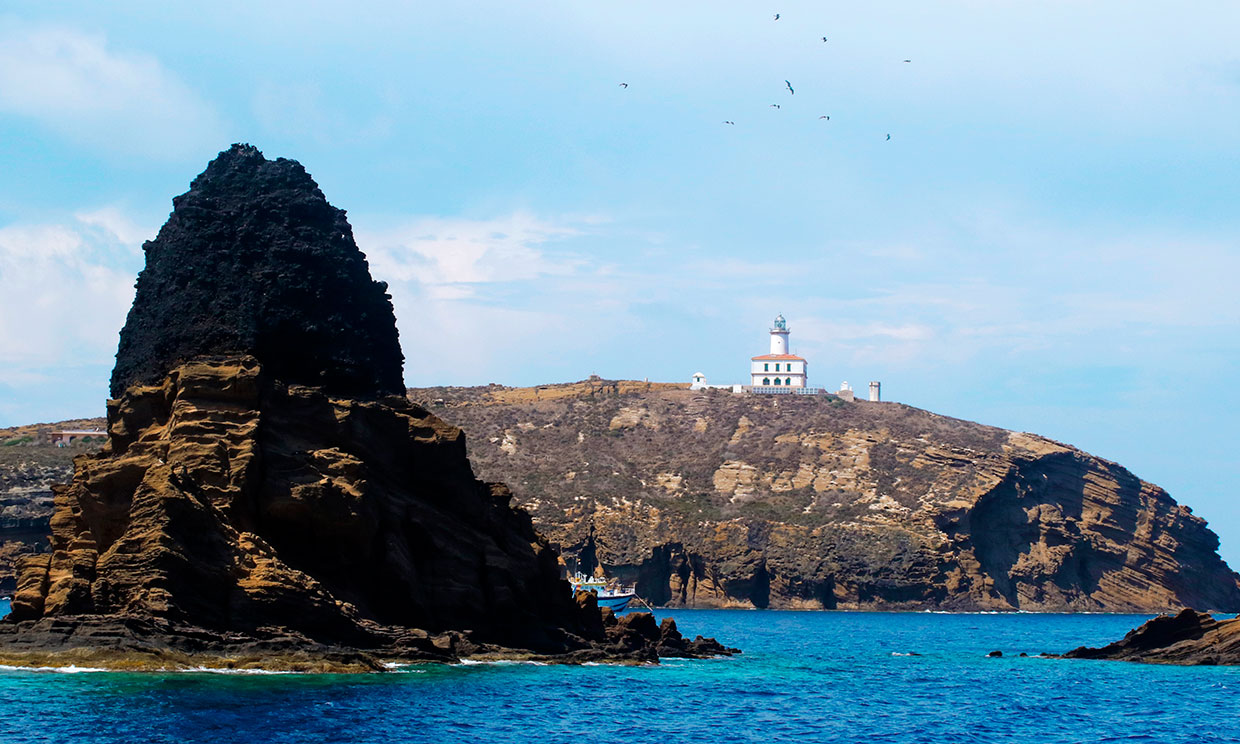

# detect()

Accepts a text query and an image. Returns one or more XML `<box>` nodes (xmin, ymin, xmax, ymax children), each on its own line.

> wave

<box><xmin>1</xmin><ymin>663</ymin><xmax>310</xmax><ymax>675</ymax></box>
<box><xmin>181</xmin><ymin>666</ymin><xmax>298</xmax><ymax>675</ymax></box>
<box><xmin>0</xmin><ymin>664</ymin><xmax>111</xmax><ymax>674</ymax></box>
<box><xmin>381</xmin><ymin>662</ymin><xmax>428</xmax><ymax>673</ymax></box>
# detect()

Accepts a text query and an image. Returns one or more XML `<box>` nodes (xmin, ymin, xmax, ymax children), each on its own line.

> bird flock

<box><xmin>618</xmin><ymin>10</ymin><xmax>906</xmax><ymax>141</ymax></box>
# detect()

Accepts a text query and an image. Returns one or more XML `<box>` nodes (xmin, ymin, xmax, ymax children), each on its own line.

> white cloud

<box><xmin>75</xmin><ymin>206</ymin><xmax>154</xmax><ymax>247</ymax></box>
<box><xmin>0</xmin><ymin>19</ymin><xmax>224</xmax><ymax>158</ymax></box>
<box><xmin>357</xmin><ymin>212</ymin><xmax>583</xmax><ymax>297</ymax></box>
<box><xmin>353</xmin><ymin>212</ymin><xmax>629</xmax><ymax>385</ymax></box>
<box><xmin>0</xmin><ymin>211</ymin><xmax>146</xmax><ymax>381</ymax></box>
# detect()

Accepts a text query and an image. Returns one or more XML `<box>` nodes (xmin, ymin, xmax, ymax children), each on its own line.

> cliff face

<box><xmin>413</xmin><ymin>382</ymin><xmax>1240</xmax><ymax>613</ymax></box>
<box><xmin>0</xmin><ymin>427</ymin><xmax>106</xmax><ymax>594</ymax></box>
<box><xmin>0</xmin><ymin>146</ymin><xmax>731</xmax><ymax>669</ymax></box>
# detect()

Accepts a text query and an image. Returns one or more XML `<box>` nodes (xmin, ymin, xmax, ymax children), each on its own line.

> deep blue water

<box><xmin>1</xmin><ymin>599</ymin><xmax>1237</xmax><ymax>743</ymax></box>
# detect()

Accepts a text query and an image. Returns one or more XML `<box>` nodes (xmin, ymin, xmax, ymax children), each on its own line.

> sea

<box><xmin>0</xmin><ymin>599</ymin><xmax>1236</xmax><ymax>743</ymax></box>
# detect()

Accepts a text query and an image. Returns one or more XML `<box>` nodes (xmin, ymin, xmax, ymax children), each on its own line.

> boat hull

<box><xmin>597</xmin><ymin>593</ymin><xmax>635</xmax><ymax>612</ymax></box>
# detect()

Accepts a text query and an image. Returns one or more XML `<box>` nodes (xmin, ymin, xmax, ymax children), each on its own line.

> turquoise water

<box><xmin>1</xmin><ymin>600</ymin><xmax>1237</xmax><ymax>743</ymax></box>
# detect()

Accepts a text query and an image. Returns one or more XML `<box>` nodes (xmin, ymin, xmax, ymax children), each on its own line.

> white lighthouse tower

<box><xmin>750</xmin><ymin>314</ymin><xmax>808</xmax><ymax>388</ymax></box>
<box><xmin>769</xmin><ymin>315</ymin><xmax>790</xmax><ymax>355</ymax></box>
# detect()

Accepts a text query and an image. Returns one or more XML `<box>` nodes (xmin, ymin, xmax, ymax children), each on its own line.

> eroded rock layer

<box><xmin>412</xmin><ymin>382</ymin><xmax>1240</xmax><ymax>613</ymax></box>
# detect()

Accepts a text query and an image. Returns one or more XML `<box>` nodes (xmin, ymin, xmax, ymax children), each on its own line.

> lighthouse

<box><xmin>750</xmin><ymin>314</ymin><xmax>808</xmax><ymax>388</ymax></box>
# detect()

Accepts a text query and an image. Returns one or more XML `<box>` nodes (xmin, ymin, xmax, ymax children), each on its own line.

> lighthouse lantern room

<box><xmin>750</xmin><ymin>314</ymin><xmax>807</xmax><ymax>388</ymax></box>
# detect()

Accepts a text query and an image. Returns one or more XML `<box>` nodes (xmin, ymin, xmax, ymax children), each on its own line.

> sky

<box><xmin>1</xmin><ymin>2</ymin><xmax>1239</xmax><ymax>564</ymax></box>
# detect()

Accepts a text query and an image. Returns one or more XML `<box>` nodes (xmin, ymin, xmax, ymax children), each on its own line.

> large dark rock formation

<box><xmin>110</xmin><ymin>143</ymin><xmax>404</xmax><ymax>399</ymax></box>
<box><xmin>412</xmin><ymin>381</ymin><xmax>1240</xmax><ymax>613</ymax></box>
<box><xmin>0</xmin><ymin>146</ymin><xmax>732</xmax><ymax>670</ymax></box>
<box><xmin>1064</xmin><ymin>609</ymin><xmax>1240</xmax><ymax>665</ymax></box>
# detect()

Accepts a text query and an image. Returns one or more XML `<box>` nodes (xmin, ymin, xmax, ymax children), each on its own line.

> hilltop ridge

<box><xmin>412</xmin><ymin>379</ymin><xmax>1240</xmax><ymax>613</ymax></box>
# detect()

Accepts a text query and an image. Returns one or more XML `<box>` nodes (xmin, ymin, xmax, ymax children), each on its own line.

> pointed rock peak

<box><xmin>111</xmin><ymin>144</ymin><xmax>405</xmax><ymax>399</ymax></box>
<box><xmin>178</xmin><ymin>143</ymin><xmax>319</xmax><ymax>207</ymax></box>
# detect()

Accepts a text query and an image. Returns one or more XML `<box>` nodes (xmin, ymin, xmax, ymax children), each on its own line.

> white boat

<box><xmin>568</xmin><ymin>573</ymin><xmax>637</xmax><ymax>612</ymax></box>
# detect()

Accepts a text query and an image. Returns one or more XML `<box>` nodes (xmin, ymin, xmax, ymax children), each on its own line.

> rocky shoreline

<box><xmin>0</xmin><ymin>601</ymin><xmax>735</xmax><ymax>673</ymax></box>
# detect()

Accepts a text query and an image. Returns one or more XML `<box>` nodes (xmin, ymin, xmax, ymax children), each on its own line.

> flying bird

<box><xmin>822</xmin><ymin>37</ymin><xmax>828</xmax><ymax>42</ymax></box>
<box><xmin>774</xmin><ymin>13</ymin><xmax>780</xmax><ymax>20</ymax></box>
<box><xmin>723</xmin><ymin>120</ymin><xmax>735</xmax><ymax>125</ymax></box>
<box><xmin>886</xmin><ymin>133</ymin><xmax>892</xmax><ymax>140</ymax></box>
<box><xmin>770</xmin><ymin>104</ymin><xmax>781</xmax><ymax>109</ymax></box>
<box><xmin>785</xmin><ymin>80</ymin><xmax>794</xmax><ymax>95</ymax></box>
<box><xmin>903</xmin><ymin>59</ymin><xmax>911</xmax><ymax>63</ymax></box>
<box><xmin>818</xmin><ymin>115</ymin><xmax>829</xmax><ymax>120</ymax></box>
<box><xmin>619</xmin><ymin>82</ymin><xmax>628</xmax><ymax>88</ymax></box>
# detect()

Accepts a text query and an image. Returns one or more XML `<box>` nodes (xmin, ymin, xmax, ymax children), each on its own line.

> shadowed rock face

<box><xmin>110</xmin><ymin>144</ymin><xmax>404</xmax><ymax>400</ymax></box>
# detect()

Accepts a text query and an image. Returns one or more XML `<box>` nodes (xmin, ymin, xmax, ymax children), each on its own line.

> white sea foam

<box><xmin>0</xmin><ymin>663</ymin><xmax>312</xmax><ymax>675</ymax></box>
<box><xmin>181</xmin><ymin>666</ymin><xmax>298</xmax><ymax>675</ymax></box>
<box><xmin>0</xmin><ymin>664</ymin><xmax>110</xmax><ymax>674</ymax></box>
<box><xmin>381</xmin><ymin>662</ymin><xmax>427</xmax><ymax>673</ymax></box>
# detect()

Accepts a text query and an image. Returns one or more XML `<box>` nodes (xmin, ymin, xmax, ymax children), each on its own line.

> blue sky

<box><xmin>2</xmin><ymin>2</ymin><xmax>1239</xmax><ymax>564</ymax></box>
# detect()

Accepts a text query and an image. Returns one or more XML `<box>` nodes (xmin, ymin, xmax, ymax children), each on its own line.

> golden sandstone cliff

<box><xmin>0</xmin><ymin>145</ymin><xmax>731</xmax><ymax>670</ymax></box>
<box><xmin>413</xmin><ymin>381</ymin><xmax>1240</xmax><ymax>613</ymax></box>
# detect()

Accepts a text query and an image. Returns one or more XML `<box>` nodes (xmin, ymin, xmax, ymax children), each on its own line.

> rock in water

<box><xmin>110</xmin><ymin>143</ymin><xmax>404</xmax><ymax>399</ymax></box>
<box><xmin>1064</xmin><ymin>608</ymin><xmax>1240</xmax><ymax>665</ymax></box>
<box><xmin>0</xmin><ymin>145</ymin><xmax>732</xmax><ymax>670</ymax></box>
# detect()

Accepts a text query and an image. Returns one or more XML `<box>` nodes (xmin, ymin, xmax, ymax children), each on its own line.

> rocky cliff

<box><xmin>0</xmin><ymin>426</ymin><xmax>105</xmax><ymax>594</ymax></box>
<box><xmin>0</xmin><ymin>146</ymin><xmax>731</xmax><ymax>670</ymax></box>
<box><xmin>412</xmin><ymin>381</ymin><xmax>1240</xmax><ymax>613</ymax></box>
<box><xmin>0</xmin><ymin>450</ymin><xmax>63</xmax><ymax>594</ymax></box>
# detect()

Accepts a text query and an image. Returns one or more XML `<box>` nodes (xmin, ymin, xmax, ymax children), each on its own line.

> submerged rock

<box><xmin>1063</xmin><ymin>608</ymin><xmax>1240</xmax><ymax>665</ymax></box>
<box><xmin>0</xmin><ymin>145</ymin><xmax>734</xmax><ymax>671</ymax></box>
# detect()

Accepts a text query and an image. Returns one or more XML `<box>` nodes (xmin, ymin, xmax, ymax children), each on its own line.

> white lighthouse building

<box><xmin>750</xmin><ymin>315</ymin><xmax>807</xmax><ymax>388</ymax></box>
